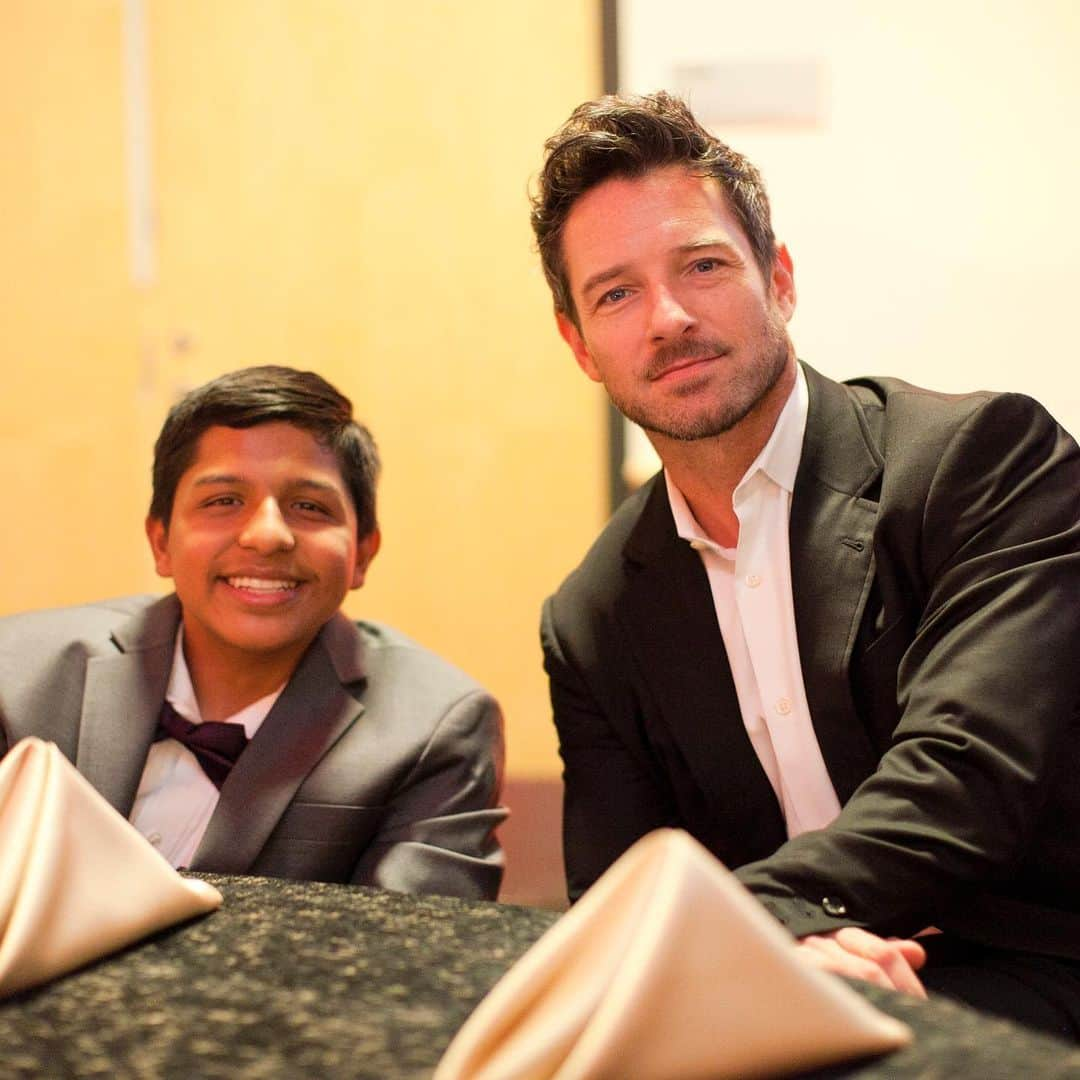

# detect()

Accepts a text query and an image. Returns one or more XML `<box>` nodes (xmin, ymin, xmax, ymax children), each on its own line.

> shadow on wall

<box><xmin>497</xmin><ymin>777</ymin><xmax>567</xmax><ymax>911</ymax></box>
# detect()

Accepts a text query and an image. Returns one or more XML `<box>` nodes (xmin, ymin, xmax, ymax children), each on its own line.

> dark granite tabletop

<box><xmin>1</xmin><ymin>874</ymin><xmax>1078</xmax><ymax>1079</ymax></box>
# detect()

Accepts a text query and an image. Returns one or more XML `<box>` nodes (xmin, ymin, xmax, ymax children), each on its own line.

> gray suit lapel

<box><xmin>75</xmin><ymin>596</ymin><xmax>179</xmax><ymax>815</ymax></box>
<box><xmin>790</xmin><ymin>364</ymin><xmax>884</xmax><ymax>801</ymax></box>
<box><xmin>190</xmin><ymin>614</ymin><xmax>366</xmax><ymax>874</ymax></box>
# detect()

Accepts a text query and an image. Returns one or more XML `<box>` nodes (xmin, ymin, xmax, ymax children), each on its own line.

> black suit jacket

<box><xmin>543</xmin><ymin>363</ymin><xmax>1080</xmax><ymax>958</ymax></box>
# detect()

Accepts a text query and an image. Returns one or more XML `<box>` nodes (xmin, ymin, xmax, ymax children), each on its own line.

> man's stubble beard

<box><xmin>610</xmin><ymin>310</ymin><xmax>793</xmax><ymax>442</ymax></box>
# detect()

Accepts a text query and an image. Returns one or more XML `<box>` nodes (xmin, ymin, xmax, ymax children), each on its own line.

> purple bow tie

<box><xmin>155</xmin><ymin>701</ymin><xmax>249</xmax><ymax>790</ymax></box>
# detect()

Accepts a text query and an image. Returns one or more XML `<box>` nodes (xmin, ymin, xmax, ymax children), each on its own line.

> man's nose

<box><xmin>648</xmin><ymin>286</ymin><xmax>696</xmax><ymax>341</ymax></box>
<box><xmin>238</xmin><ymin>498</ymin><xmax>296</xmax><ymax>553</ymax></box>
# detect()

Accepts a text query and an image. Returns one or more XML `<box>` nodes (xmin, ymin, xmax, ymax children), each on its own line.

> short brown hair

<box><xmin>531</xmin><ymin>91</ymin><xmax>776</xmax><ymax>325</ymax></box>
<box><xmin>150</xmin><ymin>365</ymin><xmax>380</xmax><ymax>537</ymax></box>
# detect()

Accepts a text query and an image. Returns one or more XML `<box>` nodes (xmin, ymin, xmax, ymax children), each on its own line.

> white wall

<box><xmin>617</xmin><ymin>0</ymin><xmax>1080</xmax><ymax>439</ymax></box>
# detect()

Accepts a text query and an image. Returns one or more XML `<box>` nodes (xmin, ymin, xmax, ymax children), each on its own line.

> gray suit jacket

<box><xmin>544</xmin><ymin>362</ymin><xmax>1080</xmax><ymax>958</ymax></box>
<box><xmin>0</xmin><ymin>595</ymin><xmax>506</xmax><ymax>900</ymax></box>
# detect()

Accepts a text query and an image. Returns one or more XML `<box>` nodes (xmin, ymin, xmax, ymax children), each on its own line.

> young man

<box><xmin>0</xmin><ymin>366</ymin><xmax>505</xmax><ymax>900</ymax></box>
<box><xmin>533</xmin><ymin>92</ymin><xmax>1080</xmax><ymax>1036</ymax></box>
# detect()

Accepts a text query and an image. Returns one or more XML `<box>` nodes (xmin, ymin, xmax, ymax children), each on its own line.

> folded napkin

<box><xmin>0</xmin><ymin>736</ymin><xmax>221</xmax><ymax>998</ymax></box>
<box><xmin>436</xmin><ymin>829</ymin><xmax>911</xmax><ymax>1080</ymax></box>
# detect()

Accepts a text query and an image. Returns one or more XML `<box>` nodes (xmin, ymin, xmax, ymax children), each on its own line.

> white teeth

<box><xmin>227</xmin><ymin>577</ymin><xmax>298</xmax><ymax>592</ymax></box>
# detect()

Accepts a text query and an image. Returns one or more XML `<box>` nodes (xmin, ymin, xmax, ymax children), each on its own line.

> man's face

<box><xmin>146</xmin><ymin>422</ymin><xmax>378</xmax><ymax>672</ymax></box>
<box><xmin>556</xmin><ymin>165</ymin><xmax>796</xmax><ymax>442</ymax></box>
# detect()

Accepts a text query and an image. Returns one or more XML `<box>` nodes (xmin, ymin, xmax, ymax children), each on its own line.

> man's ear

<box><xmin>771</xmin><ymin>244</ymin><xmax>797</xmax><ymax>322</ymax></box>
<box><xmin>556</xmin><ymin>310</ymin><xmax>602</xmax><ymax>382</ymax></box>
<box><xmin>145</xmin><ymin>516</ymin><xmax>173</xmax><ymax>578</ymax></box>
<box><xmin>351</xmin><ymin>528</ymin><xmax>381</xmax><ymax>589</ymax></box>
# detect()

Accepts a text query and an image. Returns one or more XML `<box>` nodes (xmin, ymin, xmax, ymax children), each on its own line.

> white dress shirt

<box><xmin>128</xmin><ymin>630</ymin><xmax>282</xmax><ymax>867</ymax></box>
<box><xmin>666</xmin><ymin>365</ymin><xmax>842</xmax><ymax>837</ymax></box>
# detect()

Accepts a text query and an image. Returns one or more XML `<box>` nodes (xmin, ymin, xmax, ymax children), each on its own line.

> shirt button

<box><xmin>148</xmin><ymin>832</ymin><xmax>162</xmax><ymax>847</ymax></box>
<box><xmin>745</xmin><ymin>573</ymin><xmax>762</xmax><ymax>588</ymax></box>
<box><xmin>775</xmin><ymin>697</ymin><xmax>792</xmax><ymax>716</ymax></box>
<box><xmin>822</xmin><ymin>897</ymin><xmax>848</xmax><ymax>917</ymax></box>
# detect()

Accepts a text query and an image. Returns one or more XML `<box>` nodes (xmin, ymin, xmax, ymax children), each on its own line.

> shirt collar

<box><xmin>666</xmin><ymin>472</ymin><xmax>723</xmax><ymax>552</ymax></box>
<box><xmin>741</xmin><ymin>361</ymin><xmax>808</xmax><ymax>497</ymax></box>
<box><xmin>666</xmin><ymin>363</ymin><xmax>808</xmax><ymax>547</ymax></box>
<box><xmin>166</xmin><ymin>627</ymin><xmax>283</xmax><ymax>737</ymax></box>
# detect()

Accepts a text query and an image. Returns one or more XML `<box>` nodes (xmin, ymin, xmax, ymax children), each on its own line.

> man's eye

<box><xmin>203</xmin><ymin>495</ymin><xmax>239</xmax><ymax>508</ymax></box>
<box><xmin>294</xmin><ymin>500</ymin><xmax>330</xmax><ymax>516</ymax></box>
<box><xmin>691</xmin><ymin>258</ymin><xmax>720</xmax><ymax>274</ymax></box>
<box><xmin>599</xmin><ymin>286</ymin><xmax>630</xmax><ymax>306</ymax></box>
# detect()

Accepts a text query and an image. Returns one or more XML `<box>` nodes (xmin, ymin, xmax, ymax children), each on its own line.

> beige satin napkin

<box><xmin>436</xmin><ymin>829</ymin><xmax>911</xmax><ymax>1080</ymax></box>
<box><xmin>0</xmin><ymin>736</ymin><xmax>221</xmax><ymax>998</ymax></box>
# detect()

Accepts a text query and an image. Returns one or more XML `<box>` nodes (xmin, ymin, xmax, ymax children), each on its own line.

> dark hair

<box><xmin>150</xmin><ymin>365</ymin><xmax>380</xmax><ymax>536</ymax></box>
<box><xmin>531</xmin><ymin>91</ymin><xmax>776</xmax><ymax>326</ymax></box>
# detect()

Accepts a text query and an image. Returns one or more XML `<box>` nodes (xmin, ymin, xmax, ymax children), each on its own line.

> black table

<box><xmin>1</xmin><ymin>874</ymin><xmax>1078</xmax><ymax>1078</ymax></box>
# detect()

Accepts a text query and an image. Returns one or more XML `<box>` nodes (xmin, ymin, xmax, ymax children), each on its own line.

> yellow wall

<box><xmin>1</xmin><ymin>5</ymin><xmax>147</xmax><ymax>601</ymax></box>
<box><xmin>0</xmin><ymin>2</ymin><xmax>606</xmax><ymax>779</ymax></box>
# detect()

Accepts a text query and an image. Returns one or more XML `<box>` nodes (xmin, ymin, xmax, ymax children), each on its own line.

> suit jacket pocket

<box><xmin>851</xmin><ymin>614</ymin><xmax>909</xmax><ymax>752</ymax></box>
<box><xmin>253</xmin><ymin>802</ymin><xmax>388</xmax><ymax>883</ymax></box>
<box><xmin>860</xmin><ymin>612</ymin><xmax>907</xmax><ymax>661</ymax></box>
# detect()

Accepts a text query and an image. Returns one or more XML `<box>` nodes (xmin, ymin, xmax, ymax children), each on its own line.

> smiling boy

<box><xmin>0</xmin><ymin>366</ymin><xmax>505</xmax><ymax>899</ymax></box>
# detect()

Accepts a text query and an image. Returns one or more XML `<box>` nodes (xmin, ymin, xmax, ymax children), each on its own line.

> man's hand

<box><xmin>795</xmin><ymin>927</ymin><xmax>928</xmax><ymax>998</ymax></box>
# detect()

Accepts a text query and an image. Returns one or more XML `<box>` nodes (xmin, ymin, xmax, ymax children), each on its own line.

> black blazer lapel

<box><xmin>621</xmin><ymin>478</ymin><xmax>788</xmax><ymax>861</ymax></box>
<box><xmin>191</xmin><ymin>615</ymin><xmax>366</xmax><ymax>874</ymax></box>
<box><xmin>790</xmin><ymin>364</ymin><xmax>884</xmax><ymax>801</ymax></box>
<box><xmin>75</xmin><ymin>596</ymin><xmax>179</xmax><ymax>815</ymax></box>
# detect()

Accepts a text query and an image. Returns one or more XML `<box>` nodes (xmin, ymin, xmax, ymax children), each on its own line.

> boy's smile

<box><xmin>146</xmin><ymin>422</ymin><xmax>378</xmax><ymax>683</ymax></box>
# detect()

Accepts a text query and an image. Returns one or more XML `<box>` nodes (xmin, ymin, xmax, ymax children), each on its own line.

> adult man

<box><xmin>0</xmin><ymin>366</ymin><xmax>505</xmax><ymax>900</ymax></box>
<box><xmin>534</xmin><ymin>92</ymin><xmax>1080</xmax><ymax>1035</ymax></box>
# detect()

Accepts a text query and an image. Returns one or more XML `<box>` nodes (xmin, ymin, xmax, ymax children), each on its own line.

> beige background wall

<box><xmin>617</xmin><ymin>0</ymin><xmax>1080</xmax><ymax>439</ymax></box>
<box><xmin>0</xmin><ymin>1</ymin><xmax>605</xmax><ymax>779</ymax></box>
